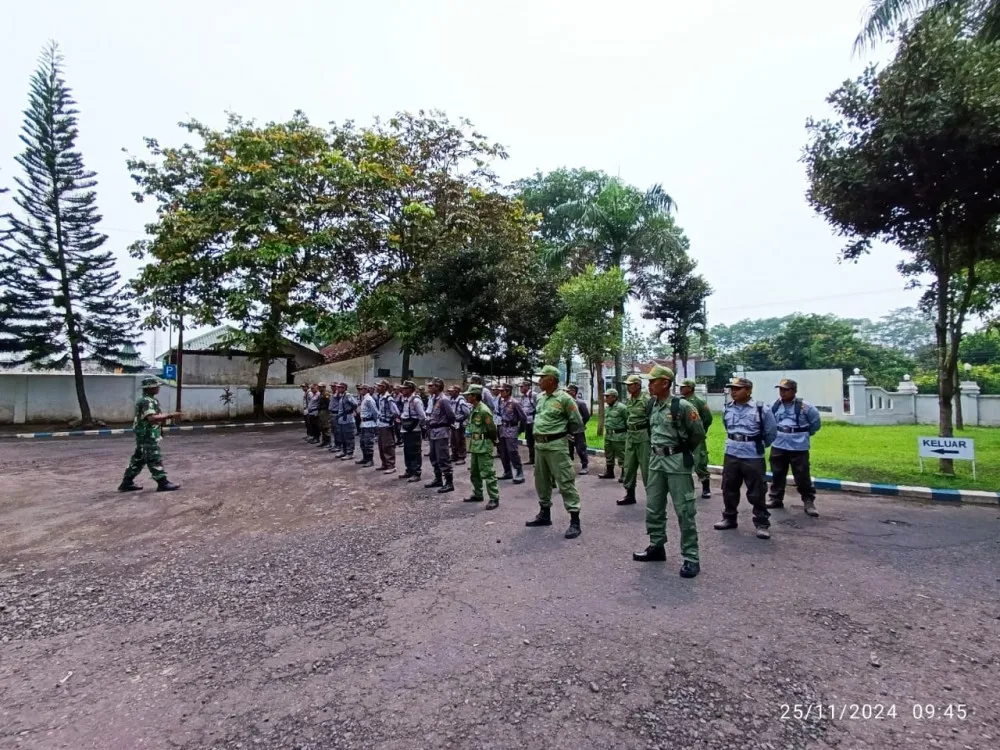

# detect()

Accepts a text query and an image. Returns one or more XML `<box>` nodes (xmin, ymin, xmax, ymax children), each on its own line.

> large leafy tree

<box><xmin>857</xmin><ymin>306</ymin><xmax>936</xmax><ymax>356</ymax></box>
<box><xmin>543</xmin><ymin>266</ymin><xmax>629</xmax><ymax>434</ymax></box>
<box><xmin>805</xmin><ymin>11</ymin><xmax>1000</xmax><ymax>472</ymax></box>
<box><xmin>856</xmin><ymin>0</ymin><xmax>1000</xmax><ymax>50</ymax></box>
<box><xmin>129</xmin><ymin>113</ymin><xmax>369</xmax><ymax>417</ymax></box>
<box><xmin>642</xmin><ymin>251</ymin><xmax>713</xmax><ymax>378</ymax></box>
<box><xmin>0</xmin><ymin>43</ymin><xmax>138</xmax><ymax>426</ymax></box>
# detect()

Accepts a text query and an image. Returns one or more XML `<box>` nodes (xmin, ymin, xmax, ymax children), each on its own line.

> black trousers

<box><xmin>721</xmin><ymin>454</ymin><xmax>770</xmax><ymax>528</ymax></box>
<box><xmin>377</xmin><ymin>427</ymin><xmax>396</xmax><ymax>469</ymax></box>
<box><xmin>429</xmin><ymin>436</ymin><xmax>452</xmax><ymax>478</ymax></box>
<box><xmin>402</xmin><ymin>430</ymin><xmax>422</xmax><ymax>476</ymax></box>
<box><xmin>306</xmin><ymin>414</ymin><xmax>319</xmax><ymax>438</ymax></box>
<box><xmin>498</xmin><ymin>436</ymin><xmax>522</xmax><ymax>474</ymax></box>
<box><xmin>769</xmin><ymin>448</ymin><xmax>815</xmax><ymax>502</ymax></box>
<box><xmin>568</xmin><ymin>430</ymin><xmax>588</xmax><ymax>467</ymax></box>
<box><xmin>524</xmin><ymin>423</ymin><xmax>535</xmax><ymax>462</ymax></box>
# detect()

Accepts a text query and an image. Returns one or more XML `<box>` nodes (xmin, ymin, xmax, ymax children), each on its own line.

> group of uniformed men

<box><xmin>292</xmin><ymin>365</ymin><xmax>823</xmax><ymax>579</ymax></box>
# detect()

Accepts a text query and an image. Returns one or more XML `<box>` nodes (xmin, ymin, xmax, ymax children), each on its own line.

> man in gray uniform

<box><xmin>714</xmin><ymin>377</ymin><xmax>777</xmax><ymax>540</ymax></box>
<box><xmin>468</xmin><ymin>374</ymin><xmax>495</xmax><ymax>412</ymax></box>
<box><xmin>767</xmin><ymin>378</ymin><xmax>823</xmax><ymax>517</ymax></box>
<box><xmin>399</xmin><ymin>380</ymin><xmax>426</xmax><ymax>482</ymax></box>
<box><xmin>357</xmin><ymin>384</ymin><xmax>378</xmax><ymax>467</ymax></box>
<box><xmin>375</xmin><ymin>380</ymin><xmax>399</xmax><ymax>473</ymax></box>
<box><xmin>497</xmin><ymin>383</ymin><xmax>528</xmax><ymax>484</ymax></box>
<box><xmin>517</xmin><ymin>379</ymin><xmax>538</xmax><ymax>464</ymax></box>
<box><xmin>565</xmin><ymin>383</ymin><xmax>590</xmax><ymax>475</ymax></box>
<box><xmin>336</xmin><ymin>382</ymin><xmax>358</xmax><ymax>460</ymax></box>
<box><xmin>328</xmin><ymin>384</ymin><xmax>344</xmax><ymax>454</ymax></box>
<box><xmin>424</xmin><ymin>378</ymin><xmax>457</xmax><ymax>494</ymax></box>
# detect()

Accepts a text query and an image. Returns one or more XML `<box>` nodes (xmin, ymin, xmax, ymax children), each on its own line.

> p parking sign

<box><xmin>163</xmin><ymin>364</ymin><xmax>177</xmax><ymax>381</ymax></box>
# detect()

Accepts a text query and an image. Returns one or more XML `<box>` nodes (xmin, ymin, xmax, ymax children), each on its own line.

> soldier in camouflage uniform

<box><xmin>599</xmin><ymin>388</ymin><xmax>628</xmax><ymax>480</ymax></box>
<box><xmin>118</xmin><ymin>377</ymin><xmax>181</xmax><ymax>493</ymax></box>
<box><xmin>680</xmin><ymin>378</ymin><xmax>714</xmax><ymax>499</ymax></box>
<box><xmin>620</xmin><ymin>374</ymin><xmax>652</xmax><ymax>506</ymax></box>
<box><xmin>461</xmin><ymin>385</ymin><xmax>500</xmax><ymax>510</ymax></box>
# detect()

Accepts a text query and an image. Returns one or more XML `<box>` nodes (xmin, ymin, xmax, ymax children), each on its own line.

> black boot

<box><xmin>598</xmin><ymin>464</ymin><xmax>615</xmax><ymax>479</ymax></box>
<box><xmin>632</xmin><ymin>545</ymin><xmax>666</xmax><ymax>562</ymax></box>
<box><xmin>714</xmin><ymin>518</ymin><xmax>738</xmax><ymax>530</ymax></box>
<box><xmin>407</xmin><ymin>474</ymin><xmax>422</xmax><ymax>483</ymax></box>
<box><xmin>438</xmin><ymin>473</ymin><xmax>455</xmax><ymax>494</ymax></box>
<box><xmin>485</xmin><ymin>497</ymin><xmax>499</xmax><ymax>510</ymax></box>
<box><xmin>499</xmin><ymin>471</ymin><xmax>514</xmax><ymax>481</ymax></box>
<box><xmin>513</xmin><ymin>468</ymin><xmax>525</xmax><ymax>485</ymax></box>
<box><xmin>680</xmin><ymin>561</ymin><xmax>701</xmax><ymax>578</ymax></box>
<box><xmin>617</xmin><ymin>487</ymin><xmax>637</xmax><ymax>506</ymax></box>
<box><xmin>118</xmin><ymin>479</ymin><xmax>142</xmax><ymax>492</ymax></box>
<box><xmin>701</xmin><ymin>479</ymin><xmax>712</xmax><ymax>499</ymax></box>
<box><xmin>399</xmin><ymin>471</ymin><xmax>413</xmax><ymax>480</ymax></box>
<box><xmin>765</xmin><ymin>495</ymin><xmax>784</xmax><ymax>509</ymax></box>
<box><xmin>463</xmin><ymin>494</ymin><xmax>484</xmax><ymax>503</ymax></box>
<box><xmin>156</xmin><ymin>480</ymin><xmax>180</xmax><ymax>492</ymax></box>
<box><xmin>425</xmin><ymin>475</ymin><xmax>443</xmax><ymax>489</ymax></box>
<box><xmin>564</xmin><ymin>511</ymin><xmax>581</xmax><ymax>539</ymax></box>
<box><xmin>525</xmin><ymin>507</ymin><xmax>552</xmax><ymax>527</ymax></box>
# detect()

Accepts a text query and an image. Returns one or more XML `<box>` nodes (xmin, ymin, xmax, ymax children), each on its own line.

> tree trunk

<box><xmin>954</xmin><ymin>367</ymin><xmax>963</xmax><ymax>430</ymax></box>
<box><xmin>565</xmin><ymin>353</ymin><xmax>573</xmax><ymax>385</ymax></box>
<box><xmin>175</xmin><ymin>313</ymin><xmax>184</xmax><ymax>413</ymax></box>
<box><xmin>613</xmin><ymin>299</ymin><xmax>625</xmax><ymax>387</ymax></box>
<box><xmin>68</xmin><ymin>334</ymin><xmax>93</xmax><ymax>426</ymax></box>
<box><xmin>402</xmin><ymin>348</ymin><xmax>410</xmax><ymax>381</ymax></box>
<box><xmin>933</xmin><ymin>258</ymin><xmax>954</xmax><ymax>475</ymax></box>
<box><xmin>253</xmin><ymin>356</ymin><xmax>269</xmax><ymax>420</ymax></box>
<box><xmin>595</xmin><ymin>357</ymin><xmax>605</xmax><ymax>437</ymax></box>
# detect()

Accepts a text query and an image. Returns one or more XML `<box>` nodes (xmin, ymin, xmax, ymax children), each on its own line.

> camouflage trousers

<box><xmin>123</xmin><ymin>441</ymin><xmax>167</xmax><ymax>483</ymax></box>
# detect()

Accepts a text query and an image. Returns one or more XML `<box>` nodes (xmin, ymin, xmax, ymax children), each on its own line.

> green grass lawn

<box><xmin>585</xmin><ymin>418</ymin><xmax>1000</xmax><ymax>492</ymax></box>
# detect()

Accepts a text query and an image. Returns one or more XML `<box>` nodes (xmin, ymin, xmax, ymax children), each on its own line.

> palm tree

<box><xmin>856</xmin><ymin>0</ymin><xmax>1000</xmax><ymax>51</ymax></box>
<box><xmin>542</xmin><ymin>177</ymin><xmax>685</xmax><ymax>386</ymax></box>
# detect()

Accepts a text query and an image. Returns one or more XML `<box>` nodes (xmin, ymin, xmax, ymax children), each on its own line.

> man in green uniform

<box><xmin>461</xmin><ymin>385</ymin><xmax>500</xmax><ymax>510</ymax></box>
<box><xmin>680</xmin><ymin>378</ymin><xmax>714</xmax><ymax>499</ymax></box>
<box><xmin>526</xmin><ymin>364</ymin><xmax>584</xmax><ymax>539</ymax></box>
<box><xmin>633</xmin><ymin>365</ymin><xmax>706</xmax><ymax>578</ymax></box>
<box><xmin>118</xmin><ymin>377</ymin><xmax>181</xmax><ymax>493</ymax></box>
<box><xmin>619</xmin><ymin>374</ymin><xmax>651</xmax><ymax>506</ymax></box>
<box><xmin>598</xmin><ymin>388</ymin><xmax>628</xmax><ymax>480</ymax></box>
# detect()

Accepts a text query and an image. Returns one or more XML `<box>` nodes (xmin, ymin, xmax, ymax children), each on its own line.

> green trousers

<box><xmin>646</xmin><ymin>469</ymin><xmax>698</xmax><ymax>562</ymax></box>
<box><xmin>123</xmin><ymin>442</ymin><xmax>167</xmax><ymax>482</ymax></box>
<box><xmin>603</xmin><ymin>439</ymin><xmax>626</xmax><ymax>468</ymax></box>
<box><xmin>693</xmin><ymin>442</ymin><xmax>710</xmax><ymax>482</ymax></box>
<box><xmin>622</xmin><ymin>435</ymin><xmax>650</xmax><ymax>490</ymax></box>
<box><xmin>534</xmin><ymin>440</ymin><xmax>581</xmax><ymax>512</ymax></box>
<box><xmin>469</xmin><ymin>452</ymin><xmax>499</xmax><ymax>500</ymax></box>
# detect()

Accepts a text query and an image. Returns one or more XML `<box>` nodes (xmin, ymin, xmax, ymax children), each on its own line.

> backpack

<box><xmin>771</xmin><ymin>397</ymin><xmax>803</xmax><ymax>426</ymax></box>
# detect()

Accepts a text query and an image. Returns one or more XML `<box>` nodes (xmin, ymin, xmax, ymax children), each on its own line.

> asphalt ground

<box><xmin>1</xmin><ymin>429</ymin><xmax>998</xmax><ymax>750</ymax></box>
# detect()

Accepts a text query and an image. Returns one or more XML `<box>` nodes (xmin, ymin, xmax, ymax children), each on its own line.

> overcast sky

<box><xmin>0</xmin><ymin>0</ymin><xmax>916</xmax><ymax>359</ymax></box>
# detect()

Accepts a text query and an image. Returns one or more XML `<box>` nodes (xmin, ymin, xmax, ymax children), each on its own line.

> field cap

<box><xmin>623</xmin><ymin>374</ymin><xmax>643</xmax><ymax>385</ymax></box>
<box><xmin>776</xmin><ymin>378</ymin><xmax>798</xmax><ymax>390</ymax></box>
<box><xmin>499</xmin><ymin>383</ymin><xmax>512</xmax><ymax>392</ymax></box>
<box><xmin>648</xmin><ymin>365</ymin><xmax>674</xmax><ymax>381</ymax></box>
<box><xmin>728</xmin><ymin>377</ymin><xmax>753</xmax><ymax>389</ymax></box>
<box><xmin>681</xmin><ymin>378</ymin><xmax>697</xmax><ymax>387</ymax></box>
<box><xmin>401</xmin><ymin>380</ymin><xmax>416</xmax><ymax>390</ymax></box>
<box><xmin>538</xmin><ymin>365</ymin><xmax>560</xmax><ymax>378</ymax></box>
<box><xmin>605</xmin><ymin>388</ymin><xmax>619</xmax><ymax>398</ymax></box>
<box><xmin>462</xmin><ymin>384</ymin><xmax>483</xmax><ymax>397</ymax></box>
<box><xmin>566</xmin><ymin>383</ymin><xmax>579</xmax><ymax>392</ymax></box>
<box><xmin>141</xmin><ymin>376</ymin><xmax>162</xmax><ymax>388</ymax></box>
<box><xmin>519</xmin><ymin>379</ymin><xmax>533</xmax><ymax>387</ymax></box>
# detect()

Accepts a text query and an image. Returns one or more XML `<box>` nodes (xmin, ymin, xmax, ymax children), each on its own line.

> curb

<box><xmin>7</xmin><ymin>420</ymin><xmax>300</xmax><ymax>440</ymax></box>
<box><xmin>576</xmin><ymin>444</ymin><xmax>999</xmax><ymax>508</ymax></box>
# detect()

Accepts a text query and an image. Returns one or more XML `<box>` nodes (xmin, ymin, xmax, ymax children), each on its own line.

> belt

<box><xmin>607</xmin><ymin>428</ymin><xmax>627</xmax><ymax>435</ymax></box>
<box><xmin>651</xmin><ymin>445</ymin><xmax>685</xmax><ymax>456</ymax></box>
<box><xmin>777</xmin><ymin>426</ymin><xmax>810</xmax><ymax>434</ymax></box>
<box><xmin>727</xmin><ymin>433</ymin><xmax>762</xmax><ymax>442</ymax></box>
<box><xmin>628</xmin><ymin>423</ymin><xmax>649</xmax><ymax>431</ymax></box>
<box><xmin>472</xmin><ymin>433</ymin><xmax>485</xmax><ymax>440</ymax></box>
<box><xmin>534</xmin><ymin>431</ymin><xmax>568</xmax><ymax>443</ymax></box>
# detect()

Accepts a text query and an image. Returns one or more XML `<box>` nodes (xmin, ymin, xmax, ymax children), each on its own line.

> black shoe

<box><xmin>755</xmin><ymin>526</ymin><xmax>771</xmax><ymax>540</ymax></box>
<box><xmin>632</xmin><ymin>545</ymin><xmax>666</xmax><ymax>562</ymax></box>
<box><xmin>438</xmin><ymin>476</ymin><xmax>455</xmax><ymax>494</ymax></box>
<box><xmin>803</xmin><ymin>500</ymin><xmax>819</xmax><ymax>517</ymax></box>
<box><xmin>499</xmin><ymin>472</ymin><xmax>514</xmax><ymax>481</ymax></box>
<box><xmin>525</xmin><ymin>459</ymin><xmax>534</xmax><ymax>466</ymax></box>
<box><xmin>617</xmin><ymin>489</ymin><xmax>637</xmax><ymax>506</ymax></box>
<box><xmin>359</xmin><ymin>461</ymin><xmax>374</xmax><ymax>468</ymax></box>
<box><xmin>454</xmin><ymin>458</ymin><xmax>466</xmax><ymax>465</ymax></box>
<box><xmin>525</xmin><ymin>508</ymin><xmax>552</xmax><ymax>527</ymax></box>
<box><xmin>117</xmin><ymin>480</ymin><xmax>142</xmax><ymax>492</ymax></box>
<box><xmin>156</xmin><ymin>480</ymin><xmax>180</xmax><ymax>492</ymax></box>
<box><xmin>463</xmin><ymin>495</ymin><xmax>484</xmax><ymax>503</ymax></box>
<box><xmin>564</xmin><ymin>512</ymin><xmax>581</xmax><ymax>539</ymax></box>
<box><xmin>399</xmin><ymin>471</ymin><xmax>413</xmax><ymax>480</ymax></box>
<box><xmin>598</xmin><ymin>468</ymin><xmax>615</xmax><ymax>479</ymax></box>
<box><xmin>354</xmin><ymin>458</ymin><xmax>367</xmax><ymax>464</ymax></box>
<box><xmin>578</xmin><ymin>467</ymin><xmax>589</xmax><ymax>476</ymax></box>
<box><xmin>307</xmin><ymin>438</ymin><xmax>319</xmax><ymax>444</ymax></box>
<box><xmin>765</xmin><ymin>496</ymin><xmax>784</xmax><ymax>509</ymax></box>
<box><xmin>701</xmin><ymin>480</ymin><xmax>712</xmax><ymax>499</ymax></box>
<box><xmin>407</xmin><ymin>474</ymin><xmax>422</xmax><ymax>483</ymax></box>
<box><xmin>425</xmin><ymin>477</ymin><xmax>443</xmax><ymax>488</ymax></box>
<box><xmin>485</xmin><ymin>498</ymin><xmax>499</xmax><ymax>510</ymax></box>
<box><xmin>340</xmin><ymin>454</ymin><xmax>354</xmax><ymax>461</ymax></box>
<box><xmin>680</xmin><ymin>561</ymin><xmax>701</xmax><ymax>578</ymax></box>
<box><xmin>714</xmin><ymin>518</ymin><xmax>738</xmax><ymax>530</ymax></box>
<box><xmin>618</xmin><ymin>476</ymin><xmax>624</xmax><ymax>484</ymax></box>
<box><xmin>513</xmin><ymin>471</ymin><xmax>525</xmax><ymax>485</ymax></box>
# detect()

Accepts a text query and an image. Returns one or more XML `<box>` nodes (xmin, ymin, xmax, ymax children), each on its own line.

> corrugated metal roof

<box><xmin>157</xmin><ymin>325</ymin><xmax>318</xmax><ymax>360</ymax></box>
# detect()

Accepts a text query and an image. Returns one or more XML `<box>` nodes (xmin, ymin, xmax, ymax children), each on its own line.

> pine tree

<box><xmin>0</xmin><ymin>42</ymin><xmax>138</xmax><ymax>425</ymax></box>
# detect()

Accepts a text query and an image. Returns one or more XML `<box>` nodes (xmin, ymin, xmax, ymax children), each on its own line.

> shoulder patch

<box><xmin>690</xmin><ymin>409</ymin><xmax>700</xmax><ymax>421</ymax></box>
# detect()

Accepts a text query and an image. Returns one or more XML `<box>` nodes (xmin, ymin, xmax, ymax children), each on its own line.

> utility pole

<box><xmin>175</xmin><ymin>283</ymin><xmax>185</xmax><ymax>413</ymax></box>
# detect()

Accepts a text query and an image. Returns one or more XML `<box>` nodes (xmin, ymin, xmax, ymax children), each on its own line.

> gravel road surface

<box><xmin>1</xmin><ymin>430</ymin><xmax>998</xmax><ymax>749</ymax></box>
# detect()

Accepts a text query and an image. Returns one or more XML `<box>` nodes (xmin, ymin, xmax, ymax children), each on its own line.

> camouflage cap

<box><xmin>648</xmin><ymin>364</ymin><xmax>675</xmax><ymax>381</ymax></box>
<box><xmin>776</xmin><ymin>378</ymin><xmax>798</xmax><ymax>390</ymax></box>
<box><xmin>141</xmin><ymin>376</ymin><xmax>162</xmax><ymax>388</ymax></box>
<box><xmin>622</xmin><ymin>374</ymin><xmax>644</xmax><ymax>385</ymax></box>
<box><xmin>338</xmin><ymin>382</ymin><xmax>348</xmax><ymax>388</ymax></box>
<box><xmin>429</xmin><ymin>377</ymin><xmax>445</xmax><ymax>388</ymax></box>
<box><xmin>681</xmin><ymin>378</ymin><xmax>697</xmax><ymax>388</ymax></box>
<box><xmin>318</xmin><ymin>382</ymin><xmax>327</xmax><ymax>388</ymax></box>
<box><xmin>605</xmin><ymin>388</ymin><xmax>619</xmax><ymax>398</ymax></box>
<box><xmin>537</xmin><ymin>365</ymin><xmax>560</xmax><ymax>379</ymax></box>
<box><xmin>728</xmin><ymin>377</ymin><xmax>753</xmax><ymax>389</ymax></box>
<box><xmin>462</xmin><ymin>384</ymin><xmax>483</xmax><ymax>397</ymax></box>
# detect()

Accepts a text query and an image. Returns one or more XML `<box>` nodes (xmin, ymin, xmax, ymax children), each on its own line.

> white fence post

<box><xmin>960</xmin><ymin>380</ymin><xmax>981</xmax><ymax>427</ymax></box>
<box><xmin>847</xmin><ymin>369</ymin><xmax>867</xmax><ymax>418</ymax></box>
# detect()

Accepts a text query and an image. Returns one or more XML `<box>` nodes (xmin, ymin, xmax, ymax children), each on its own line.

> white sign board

<box><xmin>917</xmin><ymin>437</ymin><xmax>975</xmax><ymax>460</ymax></box>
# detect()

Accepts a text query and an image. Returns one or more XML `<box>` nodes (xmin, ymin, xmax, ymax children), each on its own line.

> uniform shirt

<box><xmin>400</xmin><ymin>395</ymin><xmax>426</xmax><ymax>431</ymax></box>
<box><xmin>498</xmin><ymin>396</ymin><xmax>528</xmax><ymax>439</ymax></box>
<box><xmin>533</xmin><ymin>388</ymin><xmax>584</xmax><ymax>449</ymax></box>
<box><xmin>306</xmin><ymin>391</ymin><xmax>321</xmax><ymax>415</ymax></box>
<box><xmin>318</xmin><ymin>391</ymin><xmax>331</xmax><ymax>413</ymax></box>
<box><xmin>359</xmin><ymin>393</ymin><xmax>378</xmax><ymax>428</ymax></box>
<box><xmin>603</xmin><ymin>400</ymin><xmax>629</xmax><ymax>442</ymax></box>
<box><xmin>338</xmin><ymin>394</ymin><xmax>358</xmax><ymax>424</ymax></box>
<box><xmin>133</xmin><ymin>394</ymin><xmax>162</xmax><ymax>443</ymax></box>
<box><xmin>625</xmin><ymin>395</ymin><xmax>652</xmax><ymax>443</ymax></box>
<box><xmin>771</xmin><ymin>398</ymin><xmax>822</xmax><ymax>452</ymax></box>
<box><xmin>452</xmin><ymin>395</ymin><xmax>472</xmax><ymax>425</ymax></box>
<box><xmin>517</xmin><ymin>391</ymin><xmax>537</xmax><ymax>424</ymax></box>
<box><xmin>650</xmin><ymin>396</ymin><xmax>706</xmax><ymax>474</ymax></box>
<box><xmin>723</xmin><ymin>400</ymin><xmax>777</xmax><ymax>459</ymax></box>
<box><xmin>480</xmin><ymin>386</ymin><xmax>496</xmax><ymax>413</ymax></box>
<box><xmin>426</xmin><ymin>392</ymin><xmax>456</xmax><ymax>439</ymax></box>
<box><xmin>302</xmin><ymin>392</ymin><xmax>309</xmax><ymax>415</ymax></box>
<box><xmin>329</xmin><ymin>392</ymin><xmax>342</xmax><ymax>415</ymax></box>
<box><xmin>467</xmin><ymin>401</ymin><xmax>498</xmax><ymax>454</ymax></box>
<box><xmin>375</xmin><ymin>391</ymin><xmax>399</xmax><ymax>427</ymax></box>
<box><xmin>686</xmin><ymin>393</ymin><xmax>714</xmax><ymax>433</ymax></box>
